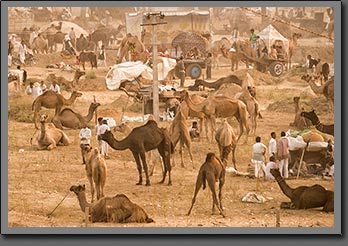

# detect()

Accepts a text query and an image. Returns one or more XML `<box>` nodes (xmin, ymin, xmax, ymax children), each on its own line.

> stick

<box><xmin>30</xmin><ymin>129</ymin><xmax>38</xmax><ymax>145</ymax></box>
<box><xmin>276</xmin><ymin>209</ymin><xmax>280</xmax><ymax>227</ymax></box>
<box><xmin>297</xmin><ymin>144</ymin><xmax>308</xmax><ymax>179</ymax></box>
<box><xmin>47</xmin><ymin>192</ymin><xmax>70</xmax><ymax>218</ymax></box>
<box><xmin>85</xmin><ymin>207</ymin><xmax>89</xmax><ymax>227</ymax></box>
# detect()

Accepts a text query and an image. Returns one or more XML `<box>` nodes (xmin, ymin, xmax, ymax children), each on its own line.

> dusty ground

<box><xmin>7</xmin><ymin>37</ymin><xmax>335</xmax><ymax>229</ymax></box>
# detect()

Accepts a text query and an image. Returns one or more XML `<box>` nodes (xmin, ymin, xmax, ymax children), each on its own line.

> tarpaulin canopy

<box><xmin>105</xmin><ymin>57</ymin><xmax>176</xmax><ymax>91</ymax></box>
<box><xmin>39</xmin><ymin>21</ymin><xmax>88</xmax><ymax>37</ymax></box>
<box><xmin>257</xmin><ymin>24</ymin><xmax>289</xmax><ymax>54</ymax></box>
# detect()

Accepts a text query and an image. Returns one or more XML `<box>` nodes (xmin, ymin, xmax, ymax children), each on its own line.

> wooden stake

<box><xmin>276</xmin><ymin>209</ymin><xmax>280</xmax><ymax>227</ymax></box>
<box><xmin>297</xmin><ymin>144</ymin><xmax>308</xmax><ymax>179</ymax></box>
<box><xmin>85</xmin><ymin>207</ymin><xmax>89</xmax><ymax>227</ymax></box>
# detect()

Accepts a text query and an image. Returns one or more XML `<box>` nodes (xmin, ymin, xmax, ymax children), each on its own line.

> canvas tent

<box><xmin>257</xmin><ymin>24</ymin><xmax>289</xmax><ymax>54</ymax></box>
<box><xmin>39</xmin><ymin>21</ymin><xmax>88</xmax><ymax>37</ymax></box>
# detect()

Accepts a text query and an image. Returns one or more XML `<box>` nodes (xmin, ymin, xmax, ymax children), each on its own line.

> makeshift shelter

<box><xmin>257</xmin><ymin>24</ymin><xmax>289</xmax><ymax>55</ymax></box>
<box><xmin>39</xmin><ymin>21</ymin><xmax>88</xmax><ymax>37</ymax></box>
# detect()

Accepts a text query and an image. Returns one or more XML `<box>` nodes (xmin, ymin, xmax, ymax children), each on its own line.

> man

<box><xmin>79</xmin><ymin>124</ymin><xmax>92</xmax><ymax>164</ymax></box>
<box><xmin>18</xmin><ymin>40</ymin><xmax>27</xmax><ymax>65</ymax></box>
<box><xmin>177</xmin><ymin>56</ymin><xmax>185</xmax><ymax>87</ymax></box>
<box><xmin>40</xmin><ymin>80</ymin><xmax>47</xmax><ymax>92</ymax></box>
<box><xmin>69</xmin><ymin>27</ymin><xmax>76</xmax><ymax>49</ymax></box>
<box><xmin>97</xmin><ymin>44</ymin><xmax>107</xmax><ymax>67</ymax></box>
<box><xmin>95</xmin><ymin>118</ymin><xmax>110</xmax><ymax>159</ymax></box>
<box><xmin>205</xmin><ymin>53</ymin><xmax>212</xmax><ymax>79</ymax></box>
<box><xmin>63</xmin><ymin>34</ymin><xmax>76</xmax><ymax>55</ymax></box>
<box><xmin>269</xmin><ymin>132</ymin><xmax>277</xmax><ymax>158</ymax></box>
<box><xmin>251</xmin><ymin>136</ymin><xmax>267</xmax><ymax>178</ymax></box>
<box><xmin>26</xmin><ymin>82</ymin><xmax>42</xmax><ymax>99</ymax></box>
<box><xmin>249</xmin><ymin>29</ymin><xmax>258</xmax><ymax>58</ymax></box>
<box><xmin>276</xmin><ymin>131</ymin><xmax>290</xmax><ymax>178</ymax></box>
<box><xmin>50</xmin><ymin>81</ymin><xmax>61</xmax><ymax>94</ymax></box>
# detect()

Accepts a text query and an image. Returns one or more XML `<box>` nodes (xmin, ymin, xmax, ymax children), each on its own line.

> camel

<box><xmin>187</xmin><ymin>152</ymin><xmax>226</xmax><ymax>217</ymax></box>
<box><xmin>32</xmin><ymin>90</ymin><xmax>83</xmax><ymax>129</ymax></box>
<box><xmin>182</xmin><ymin>90</ymin><xmax>250</xmax><ymax>143</ymax></box>
<box><xmin>288</xmin><ymin>33</ymin><xmax>302</xmax><ymax>69</ymax></box>
<box><xmin>82</xmin><ymin>146</ymin><xmax>107</xmax><ymax>202</ymax></box>
<box><xmin>46</xmin><ymin>69</ymin><xmax>86</xmax><ymax>91</ymax></box>
<box><xmin>220</xmin><ymin>41</ymin><xmax>250</xmax><ymax>71</ymax></box>
<box><xmin>301</xmin><ymin>74</ymin><xmax>334</xmax><ymax>111</ymax></box>
<box><xmin>31</xmin><ymin>35</ymin><xmax>48</xmax><ymax>54</ymax></box>
<box><xmin>117</xmin><ymin>33</ymin><xmax>148</xmax><ymax>64</ymax></box>
<box><xmin>188</xmin><ymin>75</ymin><xmax>243</xmax><ymax>91</ymax></box>
<box><xmin>270</xmin><ymin>168</ymin><xmax>334</xmax><ymax>212</ymax></box>
<box><xmin>36</xmin><ymin>114</ymin><xmax>70</xmax><ymax>150</ymax></box>
<box><xmin>215</xmin><ymin>119</ymin><xmax>237</xmax><ymax>169</ymax></box>
<box><xmin>300</xmin><ymin>110</ymin><xmax>334</xmax><ymax>136</ymax></box>
<box><xmin>90</xmin><ymin>25</ymin><xmax>124</xmax><ymax>48</ymax></box>
<box><xmin>289</xmin><ymin>97</ymin><xmax>312</xmax><ymax>130</ymax></box>
<box><xmin>101</xmin><ymin>120</ymin><xmax>173</xmax><ymax>186</ymax></box>
<box><xmin>52</xmin><ymin>102</ymin><xmax>100</xmax><ymax>129</ymax></box>
<box><xmin>169</xmin><ymin>107</ymin><xmax>194</xmax><ymax>168</ymax></box>
<box><xmin>70</xmin><ymin>184</ymin><xmax>154</xmax><ymax>223</ymax></box>
<box><xmin>209</xmin><ymin>37</ymin><xmax>231</xmax><ymax>68</ymax></box>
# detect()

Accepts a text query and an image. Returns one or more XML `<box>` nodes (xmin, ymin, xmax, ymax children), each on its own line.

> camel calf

<box><xmin>82</xmin><ymin>146</ymin><xmax>107</xmax><ymax>202</ymax></box>
<box><xmin>187</xmin><ymin>152</ymin><xmax>226</xmax><ymax>217</ymax></box>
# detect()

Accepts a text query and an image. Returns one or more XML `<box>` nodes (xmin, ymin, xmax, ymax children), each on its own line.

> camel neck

<box><xmin>274</xmin><ymin>174</ymin><xmax>293</xmax><ymax>199</ymax></box>
<box><xmin>77</xmin><ymin>191</ymin><xmax>91</xmax><ymax>212</ymax></box>
<box><xmin>104</xmin><ymin>135</ymin><xmax>130</xmax><ymax>150</ymax></box>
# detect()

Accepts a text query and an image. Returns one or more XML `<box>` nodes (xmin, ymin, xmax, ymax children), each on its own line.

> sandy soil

<box><xmin>7</xmin><ymin>36</ymin><xmax>335</xmax><ymax>229</ymax></box>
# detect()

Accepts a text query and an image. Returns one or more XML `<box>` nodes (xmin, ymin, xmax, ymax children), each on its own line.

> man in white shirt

<box><xmin>96</xmin><ymin>118</ymin><xmax>111</xmax><ymax>159</ymax></box>
<box><xmin>251</xmin><ymin>136</ymin><xmax>267</xmax><ymax>178</ymax></box>
<box><xmin>265</xmin><ymin>156</ymin><xmax>278</xmax><ymax>181</ymax></box>
<box><xmin>80</xmin><ymin>124</ymin><xmax>92</xmax><ymax>164</ymax></box>
<box><xmin>269</xmin><ymin>132</ymin><xmax>277</xmax><ymax>158</ymax></box>
<box><xmin>26</xmin><ymin>82</ymin><xmax>43</xmax><ymax>99</ymax></box>
<box><xmin>50</xmin><ymin>81</ymin><xmax>61</xmax><ymax>94</ymax></box>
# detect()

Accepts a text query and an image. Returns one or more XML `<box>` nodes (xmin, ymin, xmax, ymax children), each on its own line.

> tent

<box><xmin>257</xmin><ymin>24</ymin><xmax>289</xmax><ymax>54</ymax></box>
<box><xmin>39</xmin><ymin>21</ymin><xmax>88</xmax><ymax>37</ymax></box>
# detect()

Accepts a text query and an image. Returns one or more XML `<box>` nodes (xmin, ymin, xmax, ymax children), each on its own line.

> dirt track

<box><xmin>7</xmin><ymin>36</ymin><xmax>335</xmax><ymax>228</ymax></box>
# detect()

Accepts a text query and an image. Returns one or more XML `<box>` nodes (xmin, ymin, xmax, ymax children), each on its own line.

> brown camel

<box><xmin>187</xmin><ymin>152</ymin><xmax>226</xmax><ymax>217</ymax></box>
<box><xmin>220</xmin><ymin>42</ymin><xmax>249</xmax><ymax>71</ymax></box>
<box><xmin>188</xmin><ymin>75</ymin><xmax>243</xmax><ymax>91</ymax></box>
<box><xmin>32</xmin><ymin>90</ymin><xmax>83</xmax><ymax>129</ymax></box>
<box><xmin>113</xmin><ymin>121</ymin><xmax>163</xmax><ymax>177</ymax></box>
<box><xmin>52</xmin><ymin>102</ymin><xmax>100</xmax><ymax>129</ymax></box>
<box><xmin>117</xmin><ymin>33</ymin><xmax>148</xmax><ymax>64</ymax></box>
<box><xmin>46</xmin><ymin>69</ymin><xmax>85</xmax><ymax>91</ymax></box>
<box><xmin>288</xmin><ymin>33</ymin><xmax>302</xmax><ymax>69</ymax></box>
<box><xmin>289</xmin><ymin>97</ymin><xmax>312</xmax><ymax>130</ymax></box>
<box><xmin>70</xmin><ymin>184</ymin><xmax>154</xmax><ymax>223</ymax></box>
<box><xmin>169</xmin><ymin>107</ymin><xmax>194</xmax><ymax>168</ymax></box>
<box><xmin>36</xmin><ymin>114</ymin><xmax>70</xmax><ymax>150</ymax></box>
<box><xmin>300</xmin><ymin>110</ymin><xmax>334</xmax><ymax>136</ymax></box>
<box><xmin>270</xmin><ymin>168</ymin><xmax>334</xmax><ymax>212</ymax></box>
<box><xmin>178</xmin><ymin>94</ymin><xmax>209</xmax><ymax>141</ymax></box>
<box><xmin>101</xmin><ymin>120</ymin><xmax>173</xmax><ymax>186</ymax></box>
<box><xmin>82</xmin><ymin>146</ymin><xmax>107</xmax><ymax>203</ymax></box>
<box><xmin>182</xmin><ymin>90</ymin><xmax>250</xmax><ymax>143</ymax></box>
<box><xmin>215</xmin><ymin>119</ymin><xmax>237</xmax><ymax>169</ymax></box>
<box><xmin>209</xmin><ymin>37</ymin><xmax>231</xmax><ymax>68</ymax></box>
<box><xmin>301</xmin><ymin>74</ymin><xmax>334</xmax><ymax>111</ymax></box>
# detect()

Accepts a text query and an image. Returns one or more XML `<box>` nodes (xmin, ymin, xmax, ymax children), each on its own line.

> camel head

<box><xmin>101</xmin><ymin>130</ymin><xmax>113</xmax><ymax>142</ymax></box>
<box><xmin>75</xmin><ymin>69</ymin><xmax>86</xmax><ymax>78</ymax></box>
<box><xmin>300</xmin><ymin>110</ymin><xmax>319</xmax><ymax>124</ymax></box>
<box><xmin>301</xmin><ymin>74</ymin><xmax>312</xmax><ymax>82</ymax></box>
<box><xmin>293</xmin><ymin>96</ymin><xmax>300</xmax><ymax>103</ymax></box>
<box><xmin>91</xmin><ymin>102</ymin><xmax>101</xmax><ymax>110</ymax></box>
<box><xmin>39</xmin><ymin>114</ymin><xmax>49</xmax><ymax>123</ymax></box>
<box><xmin>72</xmin><ymin>91</ymin><xmax>83</xmax><ymax>98</ymax></box>
<box><xmin>70</xmin><ymin>184</ymin><xmax>86</xmax><ymax>194</ymax></box>
<box><xmin>293</xmin><ymin>33</ymin><xmax>302</xmax><ymax>39</ymax></box>
<box><xmin>270</xmin><ymin>168</ymin><xmax>281</xmax><ymax>177</ymax></box>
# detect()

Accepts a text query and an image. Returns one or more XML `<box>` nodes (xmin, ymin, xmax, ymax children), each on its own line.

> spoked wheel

<box><xmin>269</xmin><ymin>62</ymin><xmax>284</xmax><ymax>77</ymax></box>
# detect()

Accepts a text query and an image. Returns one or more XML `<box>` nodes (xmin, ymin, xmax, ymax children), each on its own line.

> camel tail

<box><xmin>202</xmin><ymin>170</ymin><xmax>207</xmax><ymax>190</ymax></box>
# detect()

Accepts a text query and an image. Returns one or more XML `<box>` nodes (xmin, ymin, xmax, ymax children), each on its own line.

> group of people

<box><xmin>251</xmin><ymin>131</ymin><xmax>290</xmax><ymax>181</ymax></box>
<box><xmin>79</xmin><ymin>117</ymin><xmax>111</xmax><ymax>164</ymax></box>
<box><xmin>25</xmin><ymin>79</ymin><xmax>60</xmax><ymax>99</ymax></box>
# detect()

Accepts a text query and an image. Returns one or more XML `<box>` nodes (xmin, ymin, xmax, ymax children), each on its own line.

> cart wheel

<box><xmin>269</xmin><ymin>62</ymin><xmax>283</xmax><ymax>77</ymax></box>
<box><xmin>186</xmin><ymin>64</ymin><xmax>202</xmax><ymax>79</ymax></box>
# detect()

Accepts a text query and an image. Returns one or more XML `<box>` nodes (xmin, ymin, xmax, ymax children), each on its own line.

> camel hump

<box><xmin>145</xmin><ymin>119</ymin><xmax>158</xmax><ymax>127</ymax></box>
<box><xmin>115</xmin><ymin>193</ymin><xmax>130</xmax><ymax>200</ymax></box>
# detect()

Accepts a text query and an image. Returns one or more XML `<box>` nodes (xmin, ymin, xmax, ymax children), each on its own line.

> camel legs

<box><xmin>139</xmin><ymin>151</ymin><xmax>151</xmax><ymax>186</ymax></box>
<box><xmin>207</xmin><ymin>175</ymin><xmax>225</xmax><ymax>217</ymax></box>
<box><xmin>87</xmin><ymin>173</ymin><xmax>95</xmax><ymax>203</ymax></box>
<box><xmin>158</xmin><ymin>146</ymin><xmax>172</xmax><ymax>186</ymax></box>
<box><xmin>132</xmin><ymin>151</ymin><xmax>143</xmax><ymax>185</ymax></box>
<box><xmin>187</xmin><ymin>174</ymin><xmax>203</xmax><ymax>216</ymax></box>
<box><xmin>183</xmin><ymin>137</ymin><xmax>194</xmax><ymax>169</ymax></box>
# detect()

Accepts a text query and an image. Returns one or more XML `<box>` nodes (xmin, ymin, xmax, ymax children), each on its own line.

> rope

<box><xmin>240</xmin><ymin>7</ymin><xmax>334</xmax><ymax>42</ymax></box>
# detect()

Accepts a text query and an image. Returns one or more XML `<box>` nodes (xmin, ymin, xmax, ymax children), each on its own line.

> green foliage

<box><xmin>85</xmin><ymin>71</ymin><xmax>96</xmax><ymax>79</ymax></box>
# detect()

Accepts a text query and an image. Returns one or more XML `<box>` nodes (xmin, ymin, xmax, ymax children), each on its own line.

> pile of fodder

<box><xmin>78</xmin><ymin>75</ymin><xmax>107</xmax><ymax>91</ymax></box>
<box><xmin>233</xmin><ymin>68</ymin><xmax>279</xmax><ymax>86</ymax></box>
<box><xmin>267</xmin><ymin>94</ymin><xmax>331</xmax><ymax>114</ymax></box>
<box><xmin>8</xmin><ymin>94</ymin><xmax>51</xmax><ymax>123</ymax></box>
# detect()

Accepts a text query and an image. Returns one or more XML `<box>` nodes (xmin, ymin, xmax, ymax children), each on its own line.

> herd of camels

<box><xmin>21</xmin><ymin>28</ymin><xmax>335</xmax><ymax>223</ymax></box>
